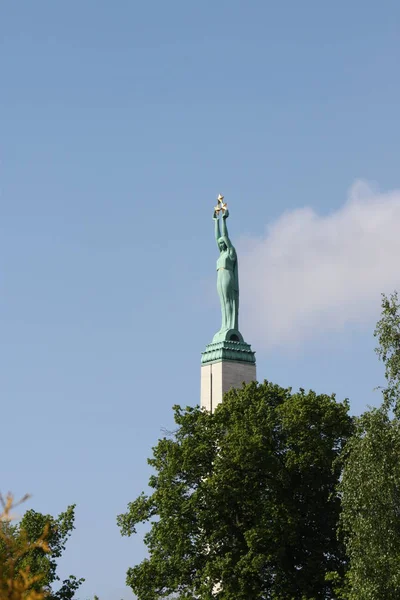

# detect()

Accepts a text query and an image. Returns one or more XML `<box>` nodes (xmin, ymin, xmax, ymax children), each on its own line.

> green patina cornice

<box><xmin>201</xmin><ymin>340</ymin><xmax>256</xmax><ymax>365</ymax></box>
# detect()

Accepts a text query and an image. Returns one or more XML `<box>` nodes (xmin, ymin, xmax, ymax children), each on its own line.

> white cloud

<box><xmin>238</xmin><ymin>181</ymin><xmax>400</xmax><ymax>350</ymax></box>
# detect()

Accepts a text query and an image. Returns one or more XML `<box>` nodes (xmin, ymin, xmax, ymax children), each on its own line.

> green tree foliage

<box><xmin>338</xmin><ymin>292</ymin><xmax>400</xmax><ymax>599</ymax></box>
<box><xmin>1</xmin><ymin>493</ymin><xmax>49</xmax><ymax>600</ymax></box>
<box><xmin>118</xmin><ymin>381</ymin><xmax>353</xmax><ymax>600</ymax></box>
<box><xmin>339</xmin><ymin>409</ymin><xmax>400</xmax><ymax>599</ymax></box>
<box><xmin>0</xmin><ymin>501</ymin><xmax>83</xmax><ymax>600</ymax></box>
<box><xmin>374</xmin><ymin>291</ymin><xmax>400</xmax><ymax>414</ymax></box>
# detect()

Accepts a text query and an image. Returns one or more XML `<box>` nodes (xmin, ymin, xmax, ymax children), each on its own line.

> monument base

<box><xmin>200</xmin><ymin>339</ymin><xmax>256</xmax><ymax>412</ymax></box>
<box><xmin>200</xmin><ymin>359</ymin><xmax>256</xmax><ymax>412</ymax></box>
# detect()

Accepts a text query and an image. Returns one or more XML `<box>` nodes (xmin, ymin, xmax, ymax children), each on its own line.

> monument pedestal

<box><xmin>200</xmin><ymin>340</ymin><xmax>256</xmax><ymax>412</ymax></box>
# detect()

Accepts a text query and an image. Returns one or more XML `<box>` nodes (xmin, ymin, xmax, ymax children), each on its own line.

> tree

<box><xmin>118</xmin><ymin>381</ymin><xmax>353</xmax><ymax>600</ymax></box>
<box><xmin>1</xmin><ymin>493</ymin><xmax>49</xmax><ymax>600</ymax></box>
<box><xmin>338</xmin><ymin>292</ymin><xmax>400</xmax><ymax>599</ymax></box>
<box><xmin>374</xmin><ymin>290</ymin><xmax>400</xmax><ymax>415</ymax></box>
<box><xmin>0</xmin><ymin>497</ymin><xmax>84</xmax><ymax>600</ymax></box>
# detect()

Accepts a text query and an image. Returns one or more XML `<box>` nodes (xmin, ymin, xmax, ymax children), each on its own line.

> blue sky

<box><xmin>1</xmin><ymin>2</ymin><xmax>400</xmax><ymax>599</ymax></box>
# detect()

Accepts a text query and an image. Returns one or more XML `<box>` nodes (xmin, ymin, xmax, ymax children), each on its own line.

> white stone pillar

<box><xmin>200</xmin><ymin>340</ymin><xmax>256</xmax><ymax>413</ymax></box>
<box><xmin>201</xmin><ymin>360</ymin><xmax>257</xmax><ymax>412</ymax></box>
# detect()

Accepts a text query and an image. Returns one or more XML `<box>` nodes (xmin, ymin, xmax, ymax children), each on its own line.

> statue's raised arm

<box><xmin>220</xmin><ymin>209</ymin><xmax>233</xmax><ymax>250</ymax></box>
<box><xmin>213</xmin><ymin>209</ymin><xmax>221</xmax><ymax>248</ymax></box>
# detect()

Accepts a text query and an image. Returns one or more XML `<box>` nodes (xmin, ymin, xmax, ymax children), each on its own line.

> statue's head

<box><xmin>218</xmin><ymin>237</ymin><xmax>227</xmax><ymax>252</ymax></box>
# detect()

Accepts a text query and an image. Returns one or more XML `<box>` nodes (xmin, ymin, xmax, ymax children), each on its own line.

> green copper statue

<box><xmin>212</xmin><ymin>195</ymin><xmax>243</xmax><ymax>343</ymax></box>
<box><xmin>201</xmin><ymin>194</ymin><xmax>255</xmax><ymax>365</ymax></box>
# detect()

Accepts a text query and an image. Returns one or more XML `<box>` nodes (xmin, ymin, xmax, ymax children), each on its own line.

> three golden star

<box><xmin>214</xmin><ymin>194</ymin><xmax>227</xmax><ymax>214</ymax></box>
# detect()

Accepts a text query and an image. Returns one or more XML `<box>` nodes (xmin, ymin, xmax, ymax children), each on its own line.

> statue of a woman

<box><xmin>213</xmin><ymin>208</ymin><xmax>241</xmax><ymax>342</ymax></box>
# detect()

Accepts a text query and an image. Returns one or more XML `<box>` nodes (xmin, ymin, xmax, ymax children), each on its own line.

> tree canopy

<box><xmin>118</xmin><ymin>381</ymin><xmax>353</xmax><ymax>600</ymax></box>
<box><xmin>0</xmin><ymin>499</ymin><xmax>83</xmax><ymax>600</ymax></box>
<box><xmin>338</xmin><ymin>292</ymin><xmax>400</xmax><ymax>598</ymax></box>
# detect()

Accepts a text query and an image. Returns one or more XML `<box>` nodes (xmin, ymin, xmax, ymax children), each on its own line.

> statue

<box><xmin>201</xmin><ymin>194</ymin><xmax>255</xmax><ymax>366</ymax></box>
<box><xmin>212</xmin><ymin>195</ymin><xmax>242</xmax><ymax>343</ymax></box>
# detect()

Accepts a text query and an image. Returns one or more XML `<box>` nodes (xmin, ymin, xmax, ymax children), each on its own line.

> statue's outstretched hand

<box><xmin>222</xmin><ymin>209</ymin><xmax>229</xmax><ymax>219</ymax></box>
<box><xmin>213</xmin><ymin>210</ymin><xmax>219</xmax><ymax>220</ymax></box>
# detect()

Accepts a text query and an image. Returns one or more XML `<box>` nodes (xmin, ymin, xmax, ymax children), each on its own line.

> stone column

<box><xmin>200</xmin><ymin>339</ymin><xmax>256</xmax><ymax>412</ymax></box>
